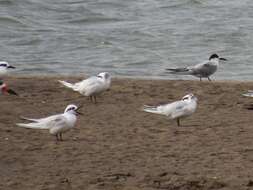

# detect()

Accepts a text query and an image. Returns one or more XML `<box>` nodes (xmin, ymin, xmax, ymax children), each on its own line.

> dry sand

<box><xmin>1</xmin><ymin>76</ymin><xmax>253</xmax><ymax>190</ymax></box>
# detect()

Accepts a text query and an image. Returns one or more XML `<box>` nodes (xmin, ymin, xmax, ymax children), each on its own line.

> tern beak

<box><xmin>219</xmin><ymin>58</ymin><xmax>227</xmax><ymax>61</ymax></box>
<box><xmin>7</xmin><ymin>65</ymin><xmax>15</xmax><ymax>69</ymax></box>
<box><xmin>76</xmin><ymin>110</ymin><xmax>83</xmax><ymax>115</ymax></box>
<box><xmin>7</xmin><ymin>89</ymin><xmax>18</xmax><ymax>96</ymax></box>
<box><xmin>76</xmin><ymin>105</ymin><xmax>83</xmax><ymax>115</ymax></box>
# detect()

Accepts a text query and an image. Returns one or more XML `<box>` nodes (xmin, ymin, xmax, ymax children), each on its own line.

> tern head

<box><xmin>97</xmin><ymin>72</ymin><xmax>111</xmax><ymax>80</ymax></box>
<box><xmin>209</xmin><ymin>54</ymin><xmax>227</xmax><ymax>61</ymax></box>
<box><xmin>0</xmin><ymin>61</ymin><xmax>15</xmax><ymax>69</ymax></box>
<box><xmin>64</xmin><ymin>104</ymin><xmax>82</xmax><ymax>115</ymax></box>
<box><xmin>182</xmin><ymin>93</ymin><xmax>197</xmax><ymax>101</ymax></box>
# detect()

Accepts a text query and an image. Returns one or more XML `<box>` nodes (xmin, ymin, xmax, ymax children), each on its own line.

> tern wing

<box><xmin>78</xmin><ymin>76</ymin><xmax>105</xmax><ymax>95</ymax></box>
<box><xmin>59</xmin><ymin>76</ymin><xmax>98</xmax><ymax>92</ymax></box>
<box><xmin>143</xmin><ymin>100</ymin><xmax>183</xmax><ymax>117</ymax></box>
<box><xmin>242</xmin><ymin>90</ymin><xmax>253</xmax><ymax>97</ymax></box>
<box><xmin>191</xmin><ymin>61</ymin><xmax>217</xmax><ymax>76</ymax></box>
<box><xmin>16</xmin><ymin>114</ymin><xmax>64</xmax><ymax>129</ymax></box>
<box><xmin>170</xmin><ymin>100</ymin><xmax>191</xmax><ymax>119</ymax></box>
<box><xmin>20</xmin><ymin>116</ymin><xmax>41</xmax><ymax>122</ymax></box>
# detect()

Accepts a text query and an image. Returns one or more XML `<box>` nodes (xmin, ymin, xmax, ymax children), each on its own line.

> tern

<box><xmin>0</xmin><ymin>61</ymin><xmax>15</xmax><ymax>79</ymax></box>
<box><xmin>0</xmin><ymin>80</ymin><xmax>18</xmax><ymax>96</ymax></box>
<box><xmin>166</xmin><ymin>54</ymin><xmax>227</xmax><ymax>81</ymax></box>
<box><xmin>58</xmin><ymin>72</ymin><xmax>111</xmax><ymax>103</ymax></box>
<box><xmin>143</xmin><ymin>94</ymin><xmax>198</xmax><ymax>126</ymax></box>
<box><xmin>16</xmin><ymin>104</ymin><xmax>82</xmax><ymax>141</ymax></box>
<box><xmin>242</xmin><ymin>90</ymin><xmax>253</xmax><ymax>97</ymax></box>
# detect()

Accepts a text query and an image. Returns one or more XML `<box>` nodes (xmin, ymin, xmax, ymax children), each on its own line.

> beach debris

<box><xmin>0</xmin><ymin>80</ymin><xmax>18</xmax><ymax>96</ymax></box>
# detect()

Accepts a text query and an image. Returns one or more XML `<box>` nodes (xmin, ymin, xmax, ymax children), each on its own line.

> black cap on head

<box><xmin>209</xmin><ymin>54</ymin><xmax>219</xmax><ymax>60</ymax></box>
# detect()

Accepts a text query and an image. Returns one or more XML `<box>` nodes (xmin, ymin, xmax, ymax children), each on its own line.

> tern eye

<box><xmin>67</xmin><ymin>107</ymin><xmax>76</xmax><ymax>111</ymax></box>
<box><xmin>182</xmin><ymin>96</ymin><xmax>189</xmax><ymax>100</ymax></box>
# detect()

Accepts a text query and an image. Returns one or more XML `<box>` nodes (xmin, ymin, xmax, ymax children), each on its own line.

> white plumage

<box><xmin>166</xmin><ymin>54</ymin><xmax>227</xmax><ymax>81</ymax></box>
<box><xmin>242</xmin><ymin>90</ymin><xmax>253</xmax><ymax>97</ymax></box>
<box><xmin>16</xmin><ymin>104</ymin><xmax>81</xmax><ymax>141</ymax></box>
<box><xmin>143</xmin><ymin>94</ymin><xmax>198</xmax><ymax>126</ymax></box>
<box><xmin>59</xmin><ymin>72</ymin><xmax>111</xmax><ymax>103</ymax></box>
<box><xmin>0</xmin><ymin>61</ymin><xmax>15</xmax><ymax>79</ymax></box>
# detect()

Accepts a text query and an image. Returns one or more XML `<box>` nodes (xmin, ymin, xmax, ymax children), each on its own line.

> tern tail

<box><xmin>166</xmin><ymin>68</ymin><xmax>191</xmax><ymax>75</ymax></box>
<box><xmin>16</xmin><ymin>122</ymin><xmax>49</xmax><ymax>129</ymax></box>
<box><xmin>58</xmin><ymin>80</ymin><xmax>75</xmax><ymax>90</ymax></box>
<box><xmin>143</xmin><ymin>105</ymin><xmax>163</xmax><ymax>115</ymax></box>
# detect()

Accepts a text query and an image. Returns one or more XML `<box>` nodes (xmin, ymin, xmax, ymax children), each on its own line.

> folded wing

<box><xmin>16</xmin><ymin>114</ymin><xmax>65</xmax><ymax>129</ymax></box>
<box><xmin>143</xmin><ymin>100</ymin><xmax>186</xmax><ymax>118</ymax></box>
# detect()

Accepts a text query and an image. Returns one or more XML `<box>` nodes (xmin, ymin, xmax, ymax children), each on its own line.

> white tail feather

<box><xmin>16</xmin><ymin>122</ymin><xmax>49</xmax><ymax>129</ymax></box>
<box><xmin>58</xmin><ymin>80</ymin><xmax>75</xmax><ymax>90</ymax></box>
<box><xmin>143</xmin><ymin>105</ymin><xmax>163</xmax><ymax>115</ymax></box>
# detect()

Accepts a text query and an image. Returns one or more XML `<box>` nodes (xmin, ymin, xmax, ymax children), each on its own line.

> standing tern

<box><xmin>0</xmin><ymin>61</ymin><xmax>15</xmax><ymax>79</ymax></box>
<box><xmin>58</xmin><ymin>72</ymin><xmax>111</xmax><ymax>103</ymax></box>
<box><xmin>143</xmin><ymin>94</ymin><xmax>198</xmax><ymax>126</ymax></box>
<box><xmin>16</xmin><ymin>104</ymin><xmax>82</xmax><ymax>141</ymax></box>
<box><xmin>0</xmin><ymin>80</ymin><xmax>18</xmax><ymax>96</ymax></box>
<box><xmin>166</xmin><ymin>54</ymin><xmax>227</xmax><ymax>81</ymax></box>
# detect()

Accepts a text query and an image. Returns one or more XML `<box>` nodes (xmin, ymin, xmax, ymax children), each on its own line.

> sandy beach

<box><xmin>1</xmin><ymin>76</ymin><xmax>253</xmax><ymax>190</ymax></box>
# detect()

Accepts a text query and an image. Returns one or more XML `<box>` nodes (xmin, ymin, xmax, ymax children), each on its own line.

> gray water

<box><xmin>1</xmin><ymin>0</ymin><xmax>253</xmax><ymax>80</ymax></box>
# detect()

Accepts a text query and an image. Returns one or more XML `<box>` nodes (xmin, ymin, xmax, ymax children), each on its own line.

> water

<box><xmin>1</xmin><ymin>0</ymin><xmax>253</xmax><ymax>80</ymax></box>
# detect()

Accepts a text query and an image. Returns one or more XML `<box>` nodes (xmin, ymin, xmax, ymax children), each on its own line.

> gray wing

<box><xmin>155</xmin><ymin>100</ymin><xmax>185</xmax><ymax>116</ymax></box>
<box><xmin>191</xmin><ymin>61</ymin><xmax>217</xmax><ymax>77</ymax></box>
<box><xmin>16</xmin><ymin>114</ymin><xmax>66</xmax><ymax>129</ymax></box>
<box><xmin>169</xmin><ymin>100</ymin><xmax>190</xmax><ymax>119</ymax></box>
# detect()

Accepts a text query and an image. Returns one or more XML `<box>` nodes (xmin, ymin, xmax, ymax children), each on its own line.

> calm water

<box><xmin>1</xmin><ymin>0</ymin><xmax>253</xmax><ymax>80</ymax></box>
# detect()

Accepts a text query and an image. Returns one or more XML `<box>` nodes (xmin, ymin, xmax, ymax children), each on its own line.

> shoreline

<box><xmin>1</xmin><ymin>77</ymin><xmax>253</xmax><ymax>189</ymax></box>
<box><xmin>5</xmin><ymin>74</ymin><xmax>253</xmax><ymax>84</ymax></box>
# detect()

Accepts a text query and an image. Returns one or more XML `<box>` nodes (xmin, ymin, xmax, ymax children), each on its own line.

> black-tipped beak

<box><xmin>8</xmin><ymin>65</ymin><xmax>15</xmax><ymax>69</ymax></box>
<box><xmin>7</xmin><ymin>89</ymin><xmax>18</xmax><ymax>96</ymax></box>
<box><xmin>76</xmin><ymin>111</ymin><xmax>83</xmax><ymax>115</ymax></box>
<box><xmin>219</xmin><ymin>58</ymin><xmax>227</xmax><ymax>61</ymax></box>
<box><xmin>76</xmin><ymin>105</ymin><xmax>83</xmax><ymax>115</ymax></box>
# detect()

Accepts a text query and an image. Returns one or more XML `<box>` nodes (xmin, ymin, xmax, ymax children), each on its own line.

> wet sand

<box><xmin>1</xmin><ymin>76</ymin><xmax>253</xmax><ymax>190</ymax></box>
